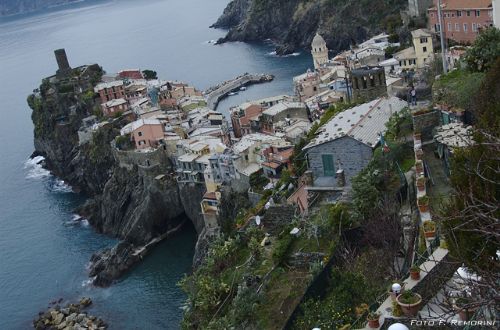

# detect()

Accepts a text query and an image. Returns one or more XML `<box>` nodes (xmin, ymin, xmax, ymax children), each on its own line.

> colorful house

<box><xmin>428</xmin><ymin>0</ymin><xmax>494</xmax><ymax>44</ymax></box>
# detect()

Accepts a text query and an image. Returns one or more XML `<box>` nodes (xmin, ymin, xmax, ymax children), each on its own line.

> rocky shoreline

<box><xmin>88</xmin><ymin>221</ymin><xmax>187</xmax><ymax>286</ymax></box>
<box><xmin>28</xmin><ymin>63</ymin><xmax>207</xmax><ymax>287</ymax></box>
<box><xmin>33</xmin><ymin>297</ymin><xmax>107</xmax><ymax>330</ymax></box>
<box><xmin>212</xmin><ymin>0</ymin><xmax>407</xmax><ymax>55</ymax></box>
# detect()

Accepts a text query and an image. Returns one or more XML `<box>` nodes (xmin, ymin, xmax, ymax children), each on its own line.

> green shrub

<box><xmin>272</xmin><ymin>234</ymin><xmax>294</xmax><ymax>265</ymax></box>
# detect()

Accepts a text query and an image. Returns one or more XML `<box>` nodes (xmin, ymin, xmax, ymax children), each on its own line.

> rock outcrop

<box><xmin>28</xmin><ymin>65</ymin><xmax>207</xmax><ymax>286</ymax></box>
<box><xmin>212</xmin><ymin>0</ymin><xmax>407</xmax><ymax>55</ymax></box>
<box><xmin>33</xmin><ymin>297</ymin><xmax>106</xmax><ymax>330</ymax></box>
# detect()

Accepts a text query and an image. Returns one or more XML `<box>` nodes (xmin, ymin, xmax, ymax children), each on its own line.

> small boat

<box><xmin>240</xmin><ymin>86</ymin><xmax>247</xmax><ymax>91</ymax></box>
<box><xmin>228</xmin><ymin>91</ymin><xmax>238</xmax><ymax>96</ymax></box>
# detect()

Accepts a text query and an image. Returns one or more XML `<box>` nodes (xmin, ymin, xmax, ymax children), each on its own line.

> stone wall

<box><xmin>306</xmin><ymin>136</ymin><xmax>373</xmax><ymax>186</ymax></box>
<box><xmin>262</xmin><ymin>204</ymin><xmax>297</xmax><ymax>235</ymax></box>
<box><xmin>412</xmin><ymin>110</ymin><xmax>441</xmax><ymax>142</ymax></box>
<box><xmin>113</xmin><ymin>145</ymin><xmax>172</xmax><ymax>170</ymax></box>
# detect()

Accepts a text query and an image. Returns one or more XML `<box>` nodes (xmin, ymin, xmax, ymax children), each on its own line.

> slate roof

<box><xmin>304</xmin><ymin>96</ymin><xmax>407</xmax><ymax>150</ymax></box>
<box><xmin>262</xmin><ymin>101</ymin><xmax>306</xmax><ymax>116</ymax></box>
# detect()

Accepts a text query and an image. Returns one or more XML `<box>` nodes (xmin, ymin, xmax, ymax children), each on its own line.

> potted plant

<box><xmin>417</xmin><ymin>195</ymin><xmax>430</xmax><ymax>213</ymax></box>
<box><xmin>416</xmin><ymin>176</ymin><xmax>426</xmax><ymax>191</ymax></box>
<box><xmin>396</xmin><ymin>291</ymin><xmax>422</xmax><ymax>317</ymax></box>
<box><xmin>415</xmin><ymin>148</ymin><xmax>424</xmax><ymax>160</ymax></box>
<box><xmin>415</xmin><ymin>160</ymin><xmax>424</xmax><ymax>174</ymax></box>
<box><xmin>410</xmin><ymin>265</ymin><xmax>420</xmax><ymax>280</ymax></box>
<box><xmin>388</xmin><ymin>282</ymin><xmax>404</xmax><ymax>301</ymax></box>
<box><xmin>391</xmin><ymin>301</ymin><xmax>403</xmax><ymax>317</ymax></box>
<box><xmin>423</xmin><ymin>220</ymin><xmax>436</xmax><ymax>238</ymax></box>
<box><xmin>414</xmin><ymin>132</ymin><xmax>422</xmax><ymax>141</ymax></box>
<box><xmin>366</xmin><ymin>311</ymin><xmax>381</xmax><ymax>328</ymax></box>
<box><xmin>454</xmin><ymin>297</ymin><xmax>479</xmax><ymax>321</ymax></box>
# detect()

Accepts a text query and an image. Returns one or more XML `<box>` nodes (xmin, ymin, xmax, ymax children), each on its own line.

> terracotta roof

<box><xmin>203</xmin><ymin>192</ymin><xmax>217</xmax><ymax>200</ymax></box>
<box><xmin>262</xmin><ymin>161</ymin><xmax>281</xmax><ymax>169</ymax></box>
<box><xmin>429</xmin><ymin>0</ymin><xmax>492</xmax><ymax>10</ymax></box>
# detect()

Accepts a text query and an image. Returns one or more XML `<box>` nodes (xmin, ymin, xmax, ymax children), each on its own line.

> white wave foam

<box><xmin>81</xmin><ymin>276</ymin><xmax>96</xmax><ymax>288</ymax></box>
<box><xmin>51</xmin><ymin>179</ymin><xmax>73</xmax><ymax>193</ymax></box>
<box><xmin>24</xmin><ymin>156</ymin><xmax>51</xmax><ymax>179</ymax></box>
<box><xmin>266</xmin><ymin>51</ymin><xmax>301</xmax><ymax>57</ymax></box>
<box><xmin>66</xmin><ymin>214</ymin><xmax>89</xmax><ymax>227</ymax></box>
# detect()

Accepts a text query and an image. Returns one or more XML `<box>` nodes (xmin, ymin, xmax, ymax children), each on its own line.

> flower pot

<box><xmin>414</xmin><ymin>133</ymin><xmax>422</xmax><ymax>140</ymax></box>
<box><xmin>418</xmin><ymin>203</ymin><xmax>429</xmax><ymax>213</ymax></box>
<box><xmin>417</xmin><ymin>183</ymin><xmax>425</xmax><ymax>192</ymax></box>
<box><xmin>410</xmin><ymin>270</ymin><xmax>420</xmax><ymax>280</ymax></box>
<box><xmin>424</xmin><ymin>229</ymin><xmax>436</xmax><ymax>238</ymax></box>
<box><xmin>458</xmin><ymin>307</ymin><xmax>478</xmax><ymax>321</ymax></box>
<box><xmin>416</xmin><ymin>164</ymin><xmax>424</xmax><ymax>174</ymax></box>
<box><xmin>367</xmin><ymin>318</ymin><xmax>380</xmax><ymax>328</ymax></box>
<box><xmin>396</xmin><ymin>293</ymin><xmax>422</xmax><ymax>317</ymax></box>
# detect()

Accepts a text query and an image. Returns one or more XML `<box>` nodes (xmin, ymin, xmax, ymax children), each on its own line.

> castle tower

<box><xmin>54</xmin><ymin>48</ymin><xmax>71</xmax><ymax>75</ymax></box>
<box><xmin>311</xmin><ymin>33</ymin><xmax>329</xmax><ymax>70</ymax></box>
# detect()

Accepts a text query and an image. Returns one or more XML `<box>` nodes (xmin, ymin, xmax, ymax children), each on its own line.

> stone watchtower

<box><xmin>350</xmin><ymin>66</ymin><xmax>387</xmax><ymax>101</ymax></box>
<box><xmin>311</xmin><ymin>33</ymin><xmax>329</xmax><ymax>70</ymax></box>
<box><xmin>54</xmin><ymin>48</ymin><xmax>71</xmax><ymax>76</ymax></box>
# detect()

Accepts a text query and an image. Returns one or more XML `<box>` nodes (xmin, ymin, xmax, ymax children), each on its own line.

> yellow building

<box><xmin>411</xmin><ymin>29</ymin><xmax>434</xmax><ymax>68</ymax></box>
<box><xmin>394</xmin><ymin>29</ymin><xmax>434</xmax><ymax>70</ymax></box>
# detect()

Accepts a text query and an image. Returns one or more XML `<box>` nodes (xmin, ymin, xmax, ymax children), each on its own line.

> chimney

<box><xmin>54</xmin><ymin>49</ymin><xmax>71</xmax><ymax>75</ymax></box>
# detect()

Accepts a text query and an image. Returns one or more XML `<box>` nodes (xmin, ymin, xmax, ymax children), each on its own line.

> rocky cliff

<box><xmin>212</xmin><ymin>0</ymin><xmax>407</xmax><ymax>55</ymax></box>
<box><xmin>28</xmin><ymin>65</ymin><xmax>207</xmax><ymax>286</ymax></box>
<box><xmin>0</xmin><ymin>0</ymin><xmax>82</xmax><ymax>16</ymax></box>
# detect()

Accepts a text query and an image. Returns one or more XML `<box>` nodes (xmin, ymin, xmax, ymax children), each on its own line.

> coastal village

<box><xmin>28</xmin><ymin>0</ymin><xmax>500</xmax><ymax>329</ymax></box>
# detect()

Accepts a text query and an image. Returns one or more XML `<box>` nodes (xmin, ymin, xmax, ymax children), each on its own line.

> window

<box><xmin>447</xmin><ymin>23</ymin><xmax>452</xmax><ymax>31</ymax></box>
<box><xmin>138</xmin><ymin>131</ymin><xmax>143</xmax><ymax>137</ymax></box>
<box><xmin>435</xmin><ymin>24</ymin><xmax>441</xmax><ymax>32</ymax></box>
<box><xmin>476</xmin><ymin>10</ymin><xmax>480</xmax><ymax>17</ymax></box>
<box><xmin>321</xmin><ymin>154</ymin><xmax>335</xmax><ymax>177</ymax></box>
<box><xmin>466</xmin><ymin>10</ymin><xmax>471</xmax><ymax>17</ymax></box>
<box><xmin>455</xmin><ymin>23</ymin><xmax>460</xmax><ymax>31</ymax></box>
<box><xmin>457</xmin><ymin>10</ymin><xmax>462</xmax><ymax>17</ymax></box>
<box><xmin>431</xmin><ymin>13</ymin><xmax>434</xmax><ymax>18</ymax></box>
<box><xmin>420</xmin><ymin>37</ymin><xmax>428</xmax><ymax>43</ymax></box>
<box><xmin>472</xmin><ymin>23</ymin><xmax>477</xmax><ymax>32</ymax></box>
<box><xmin>464</xmin><ymin>23</ymin><xmax>468</xmax><ymax>32</ymax></box>
<box><xmin>423</xmin><ymin>46</ymin><xmax>427</xmax><ymax>53</ymax></box>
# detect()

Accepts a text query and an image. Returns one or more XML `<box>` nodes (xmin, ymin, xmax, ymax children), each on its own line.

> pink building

<box><xmin>428</xmin><ymin>0</ymin><xmax>494</xmax><ymax>44</ymax></box>
<box><xmin>126</xmin><ymin>119</ymin><xmax>166</xmax><ymax>149</ymax></box>
<box><xmin>101</xmin><ymin>98</ymin><xmax>129</xmax><ymax>117</ymax></box>
<box><xmin>94</xmin><ymin>81</ymin><xmax>126</xmax><ymax>104</ymax></box>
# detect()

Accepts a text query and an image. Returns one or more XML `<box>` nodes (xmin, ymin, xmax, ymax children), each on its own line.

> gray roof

<box><xmin>262</xmin><ymin>101</ymin><xmax>306</xmax><ymax>116</ymax></box>
<box><xmin>305</xmin><ymin>96</ymin><xmax>407</xmax><ymax>149</ymax></box>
